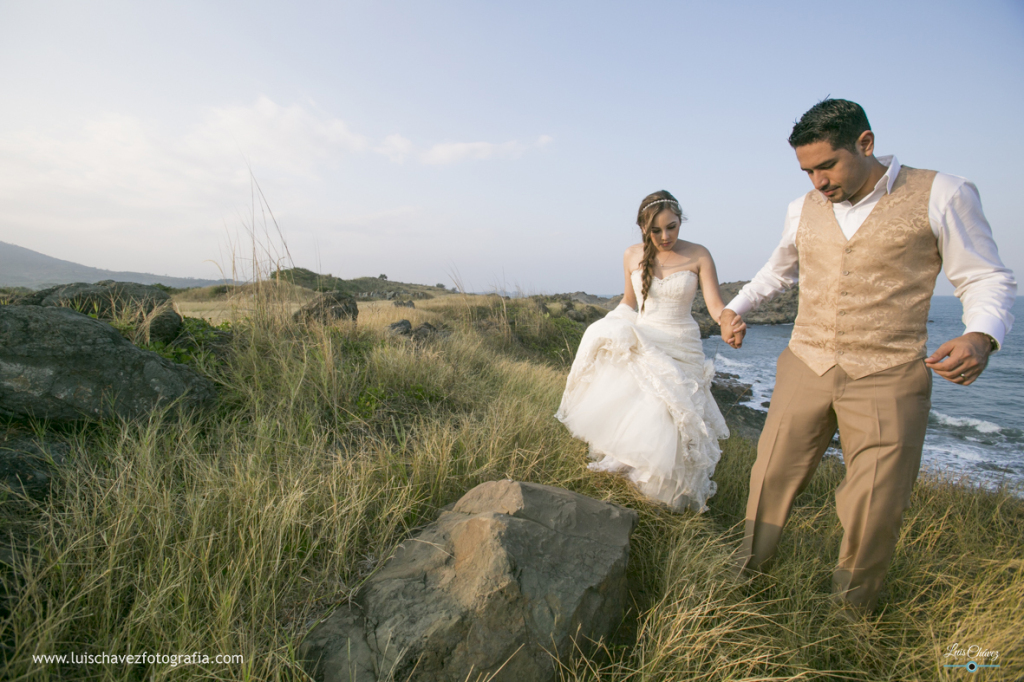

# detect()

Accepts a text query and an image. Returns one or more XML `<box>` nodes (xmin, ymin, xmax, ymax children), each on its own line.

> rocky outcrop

<box><xmin>301</xmin><ymin>480</ymin><xmax>638</xmax><ymax>682</ymax></box>
<box><xmin>564</xmin><ymin>292</ymin><xmax>617</xmax><ymax>309</ymax></box>
<box><xmin>532</xmin><ymin>297</ymin><xmax>607</xmax><ymax>325</ymax></box>
<box><xmin>294</xmin><ymin>292</ymin><xmax>359</xmax><ymax>324</ymax></box>
<box><xmin>13</xmin><ymin>280</ymin><xmax>183</xmax><ymax>344</ymax></box>
<box><xmin>0</xmin><ymin>306</ymin><xmax>216</xmax><ymax>422</ymax></box>
<box><xmin>710</xmin><ymin>373</ymin><xmax>767</xmax><ymax>442</ymax></box>
<box><xmin>388</xmin><ymin>319</ymin><xmax>413</xmax><ymax>335</ymax></box>
<box><xmin>389</xmin><ymin>320</ymin><xmax>446</xmax><ymax>341</ymax></box>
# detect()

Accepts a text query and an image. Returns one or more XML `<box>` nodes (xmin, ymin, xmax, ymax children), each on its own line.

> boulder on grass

<box><xmin>294</xmin><ymin>292</ymin><xmax>359</xmax><ymax>324</ymax></box>
<box><xmin>388</xmin><ymin>319</ymin><xmax>412</xmax><ymax>335</ymax></box>
<box><xmin>0</xmin><ymin>306</ymin><xmax>216</xmax><ymax>422</ymax></box>
<box><xmin>300</xmin><ymin>480</ymin><xmax>638</xmax><ymax>682</ymax></box>
<box><xmin>0</xmin><ymin>432</ymin><xmax>69</xmax><ymax>500</ymax></box>
<box><xmin>14</xmin><ymin>281</ymin><xmax>183</xmax><ymax>344</ymax></box>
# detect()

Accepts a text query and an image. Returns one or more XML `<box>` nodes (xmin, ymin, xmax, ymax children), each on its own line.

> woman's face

<box><xmin>648</xmin><ymin>209</ymin><xmax>681</xmax><ymax>252</ymax></box>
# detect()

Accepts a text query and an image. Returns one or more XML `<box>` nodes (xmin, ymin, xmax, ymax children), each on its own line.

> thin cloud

<box><xmin>0</xmin><ymin>98</ymin><xmax>551</xmax><ymax>199</ymax></box>
<box><xmin>419</xmin><ymin>135</ymin><xmax>553</xmax><ymax>166</ymax></box>
<box><xmin>375</xmin><ymin>134</ymin><xmax>415</xmax><ymax>164</ymax></box>
<box><xmin>0</xmin><ymin>96</ymin><xmax>552</xmax><ymax>275</ymax></box>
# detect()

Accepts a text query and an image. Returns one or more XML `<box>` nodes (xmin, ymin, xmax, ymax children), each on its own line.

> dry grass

<box><xmin>174</xmin><ymin>281</ymin><xmax>317</xmax><ymax>326</ymax></box>
<box><xmin>2</xmin><ymin>284</ymin><xmax>1021</xmax><ymax>681</ymax></box>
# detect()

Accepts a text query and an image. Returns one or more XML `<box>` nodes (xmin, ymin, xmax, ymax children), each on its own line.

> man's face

<box><xmin>795</xmin><ymin>136</ymin><xmax>875</xmax><ymax>204</ymax></box>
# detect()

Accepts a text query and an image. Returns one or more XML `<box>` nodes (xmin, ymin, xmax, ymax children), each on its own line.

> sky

<box><xmin>0</xmin><ymin>0</ymin><xmax>1021</xmax><ymax>297</ymax></box>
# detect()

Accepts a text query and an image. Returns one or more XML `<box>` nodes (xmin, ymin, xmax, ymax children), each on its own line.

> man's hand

<box><xmin>924</xmin><ymin>332</ymin><xmax>993</xmax><ymax>385</ymax></box>
<box><xmin>720</xmin><ymin>309</ymin><xmax>747</xmax><ymax>349</ymax></box>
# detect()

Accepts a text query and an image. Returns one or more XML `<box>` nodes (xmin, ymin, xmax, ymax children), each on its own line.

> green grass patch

<box><xmin>1</xmin><ymin>291</ymin><xmax>1021</xmax><ymax>681</ymax></box>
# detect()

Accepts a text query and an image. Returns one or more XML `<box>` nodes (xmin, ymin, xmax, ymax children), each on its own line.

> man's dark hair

<box><xmin>788</xmin><ymin>99</ymin><xmax>871</xmax><ymax>151</ymax></box>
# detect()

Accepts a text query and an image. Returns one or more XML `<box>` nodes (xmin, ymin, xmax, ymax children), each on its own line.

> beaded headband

<box><xmin>640</xmin><ymin>198</ymin><xmax>679</xmax><ymax>213</ymax></box>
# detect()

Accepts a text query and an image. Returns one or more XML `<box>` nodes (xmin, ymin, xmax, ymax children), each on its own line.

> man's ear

<box><xmin>857</xmin><ymin>130</ymin><xmax>876</xmax><ymax>158</ymax></box>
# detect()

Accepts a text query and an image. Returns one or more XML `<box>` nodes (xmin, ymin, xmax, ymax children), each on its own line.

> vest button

<box><xmin>838</xmin><ymin>350</ymin><xmax>845</xmax><ymax>355</ymax></box>
<box><xmin>839</xmin><ymin>310</ymin><xmax>846</xmax><ymax>316</ymax></box>
<box><xmin>845</xmin><ymin>248</ymin><xmax>852</xmax><ymax>253</ymax></box>
<box><xmin>837</xmin><ymin>331</ymin><xmax>845</xmax><ymax>335</ymax></box>
<box><xmin>841</xmin><ymin>291</ymin><xmax>848</xmax><ymax>296</ymax></box>
<box><xmin>843</xmin><ymin>271</ymin><xmax>850</xmax><ymax>276</ymax></box>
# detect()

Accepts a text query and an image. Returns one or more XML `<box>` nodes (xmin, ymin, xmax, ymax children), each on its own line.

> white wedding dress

<box><xmin>555</xmin><ymin>269</ymin><xmax>729</xmax><ymax>512</ymax></box>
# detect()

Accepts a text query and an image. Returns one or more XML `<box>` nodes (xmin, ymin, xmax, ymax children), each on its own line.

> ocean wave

<box><xmin>712</xmin><ymin>355</ymin><xmax>752</xmax><ymax>370</ymax></box>
<box><xmin>923</xmin><ymin>440</ymin><xmax>986</xmax><ymax>463</ymax></box>
<box><xmin>931</xmin><ymin>411</ymin><xmax>1002</xmax><ymax>434</ymax></box>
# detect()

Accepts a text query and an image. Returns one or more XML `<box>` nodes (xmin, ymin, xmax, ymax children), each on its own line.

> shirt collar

<box><xmin>840</xmin><ymin>155</ymin><xmax>899</xmax><ymax>209</ymax></box>
<box><xmin>879</xmin><ymin>155</ymin><xmax>900</xmax><ymax>194</ymax></box>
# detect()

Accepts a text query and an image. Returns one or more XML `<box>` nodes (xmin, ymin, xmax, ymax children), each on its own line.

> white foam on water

<box><xmin>931</xmin><ymin>411</ymin><xmax>1002</xmax><ymax>434</ymax></box>
<box><xmin>712</xmin><ymin>354</ymin><xmax>747</xmax><ymax>369</ymax></box>
<box><xmin>922</xmin><ymin>439</ymin><xmax>984</xmax><ymax>469</ymax></box>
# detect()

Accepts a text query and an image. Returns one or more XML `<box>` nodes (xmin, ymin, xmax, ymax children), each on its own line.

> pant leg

<box><xmin>831</xmin><ymin>358</ymin><xmax>931</xmax><ymax>611</ymax></box>
<box><xmin>736</xmin><ymin>348</ymin><xmax>839</xmax><ymax>574</ymax></box>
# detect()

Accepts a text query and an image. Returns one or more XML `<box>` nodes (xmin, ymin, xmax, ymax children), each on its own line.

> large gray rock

<box><xmin>0</xmin><ymin>306</ymin><xmax>216</xmax><ymax>421</ymax></box>
<box><xmin>301</xmin><ymin>480</ymin><xmax>638</xmax><ymax>682</ymax></box>
<box><xmin>0</xmin><ymin>432</ymin><xmax>69</xmax><ymax>500</ymax></box>
<box><xmin>14</xmin><ymin>280</ymin><xmax>183</xmax><ymax>344</ymax></box>
<box><xmin>294</xmin><ymin>292</ymin><xmax>359</xmax><ymax>325</ymax></box>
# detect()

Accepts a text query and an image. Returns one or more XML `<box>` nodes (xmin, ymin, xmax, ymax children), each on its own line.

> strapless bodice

<box><xmin>631</xmin><ymin>268</ymin><xmax>701</xmax><ymax>335</ymax></box>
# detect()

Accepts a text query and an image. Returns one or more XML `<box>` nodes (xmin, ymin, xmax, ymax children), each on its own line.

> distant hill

<box><xmin>0</xmin><ymin>241</ymin><xmax>228</xmax><ymax>290</ymax></box>
<box><xmin>275</xmin><ymin>267</ymin><xmax>448</xmax><ymax>297</ymax></box>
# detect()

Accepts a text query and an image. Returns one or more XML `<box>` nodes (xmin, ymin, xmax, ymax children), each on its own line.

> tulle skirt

<box><xmin>555</xmin><ymin>307</ymin><xmax>728</xmax><ymax>512</ymax></box>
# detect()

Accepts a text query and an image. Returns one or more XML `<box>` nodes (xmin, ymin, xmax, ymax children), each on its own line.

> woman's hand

<box><xmin>720</xmin><ymin>310</ymin><xmax>746</xmax><ymax>349</ymax></box>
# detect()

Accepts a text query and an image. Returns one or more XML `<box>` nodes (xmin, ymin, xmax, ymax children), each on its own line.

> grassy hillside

<box><xmin>273</xmin><ymin>267</ymin><xmax>449</xmax><ymax>298</ymax></box>
<box><xmin>2</xmin><ymin>286</ymin><xmax>1021</xmax><ymax>681</ymax></box>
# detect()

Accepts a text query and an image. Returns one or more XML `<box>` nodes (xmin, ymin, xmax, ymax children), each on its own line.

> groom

<box><xmin>720</xmin><ymin>99</ymin><xmax>1016</xmax><ymax>614</ymax></box>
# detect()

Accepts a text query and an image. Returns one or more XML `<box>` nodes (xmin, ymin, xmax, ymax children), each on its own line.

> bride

<box><xmin>556</xmin><ymin>190</ymin><xmax>744</xmax><ymax>512</ymax></box>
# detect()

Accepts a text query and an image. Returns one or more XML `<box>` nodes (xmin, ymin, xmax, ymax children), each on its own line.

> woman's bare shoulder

<box><xmin>679</xmin><ymin>240</ymin><xmax>712</xmax><ymax>259</ymax></box>
<box><xmin>623</xmin><ymin>243</ymin><xmax>644</xmax><ymax>267</ymax></box>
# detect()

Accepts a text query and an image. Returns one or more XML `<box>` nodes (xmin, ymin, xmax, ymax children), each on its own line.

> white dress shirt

<box><xmin>726</xmin><ymin>156</ymin><xmax>1017</xmax><ymax>347</ymax></box>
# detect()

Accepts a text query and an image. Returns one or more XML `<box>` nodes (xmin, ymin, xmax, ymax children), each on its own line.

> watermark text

<box><xmin>33</xmin><ymin>652</ymin><xmax>244</xmax><ymax>668</ymax></box>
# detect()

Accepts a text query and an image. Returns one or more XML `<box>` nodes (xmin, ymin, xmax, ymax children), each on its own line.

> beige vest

<box><xmin>789</xmin><ymin>166</ymin><xmax>941</xmax><ymax>380</ymax></box>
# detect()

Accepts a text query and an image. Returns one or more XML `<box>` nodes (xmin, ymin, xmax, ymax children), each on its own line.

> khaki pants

<box><xmin>735</xmin><ymin>347</ymin><xmax>931</xmax><ymax>611</ymax></box>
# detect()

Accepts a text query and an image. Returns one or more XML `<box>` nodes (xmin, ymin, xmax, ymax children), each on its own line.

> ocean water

<box><xmin>703</xmin><ymin>296</ymin><xmax>1023</xmax><ymax>492</ymax></box>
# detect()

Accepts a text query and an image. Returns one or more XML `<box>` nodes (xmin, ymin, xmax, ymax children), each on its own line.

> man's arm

<box><xmin>924</xmin><ymin>176</ymin><xmax>1017</xmax><ymax>386</ymax></box>
<box><xmin>722</xmin><ymin>196</ymin><xmax>804</xmax><ymax>348</ymax></box>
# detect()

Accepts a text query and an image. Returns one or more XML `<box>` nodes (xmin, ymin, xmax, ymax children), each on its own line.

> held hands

<box><xmin>924</xmin><ymin>332</ymin><xmax>993</xmax><ymax>385</ymax></box>
<box><xmin>719</xmin><ymin>309</ymin><xmax>747</xmax><ymax>349</ymax></box>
